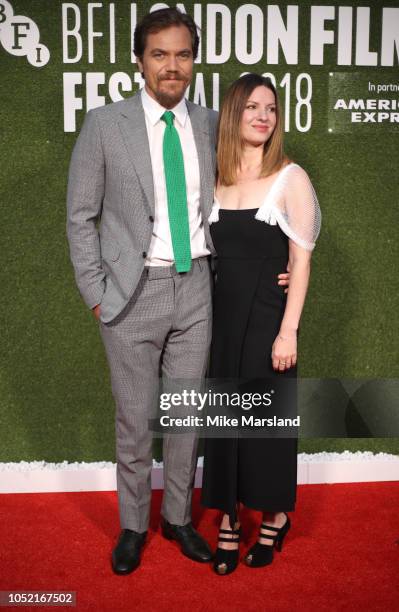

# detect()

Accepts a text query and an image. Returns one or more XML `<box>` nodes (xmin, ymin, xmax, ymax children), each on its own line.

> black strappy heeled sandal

<box><xmin>213</xmin><ymin>526</ymin><xmax>241</xmax><ymax>575</ymax></box>
<box><xmin>244</xmin><ymin>513</ymin><xmax>290</xmax><ymax>568</ymax></box>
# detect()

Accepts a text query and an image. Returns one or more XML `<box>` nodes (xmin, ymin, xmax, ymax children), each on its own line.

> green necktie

<box><xmin>161</xmin><ymin>110</ymin><xmax>192</xmax><ymax>273</ymax></box>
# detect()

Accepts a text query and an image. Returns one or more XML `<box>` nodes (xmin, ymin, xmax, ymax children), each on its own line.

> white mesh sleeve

<box><xmin>277</xmin><ymin>165</ymin><xmax>321</xmax><ymax>251</ymax></box>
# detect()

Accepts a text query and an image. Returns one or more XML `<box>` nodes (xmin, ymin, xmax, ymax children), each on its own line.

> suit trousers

<box><xmin>99</xmin><ymin>257</ymin><xmax>213</xmax><ymax>533</ymax></box>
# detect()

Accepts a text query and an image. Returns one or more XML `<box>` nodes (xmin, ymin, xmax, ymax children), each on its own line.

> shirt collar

<box><xmin>141</xmin><ymin>86</ymin><xmax>188</xmax><ymax>128</ymax></box>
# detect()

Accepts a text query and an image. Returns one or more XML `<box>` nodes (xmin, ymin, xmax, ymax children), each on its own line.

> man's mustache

<box><xmin>159</xmin><ymin>74</ymin><xmax>187</xmax><ymax>81</ymax></box>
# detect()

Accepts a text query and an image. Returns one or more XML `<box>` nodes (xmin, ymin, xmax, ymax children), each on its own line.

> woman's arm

<box><xmin>271</xmin><ymin>164</ymin><xmax>320</xmax><ymax>371</ymax></box>
<box><xmin>271</xmin><ymin>241</ymin><xmax>312</xmax><ymax>371</ymax></box>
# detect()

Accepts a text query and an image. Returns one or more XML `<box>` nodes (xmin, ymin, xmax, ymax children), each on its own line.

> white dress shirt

<box><xmin>141</xmin><ymin>86</ymin><xmax>210</xmax><ymax>266</ymax></box>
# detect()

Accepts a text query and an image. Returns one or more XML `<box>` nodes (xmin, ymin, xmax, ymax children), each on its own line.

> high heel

<box><xmin>213</xmin><ymin>526</ymin><xmax>241</xmax><ymax>575</ymax></box>
<box><xmin>244</xmin><ymin>513</ymin><xmax>290</xmax><ymax>568</ymax></box>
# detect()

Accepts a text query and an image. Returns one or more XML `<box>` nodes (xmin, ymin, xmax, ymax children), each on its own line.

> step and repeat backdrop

<box><xmin>1</xmin><ymin>1</ymin><xmax>398</xmax><ymax>461</ymax></box>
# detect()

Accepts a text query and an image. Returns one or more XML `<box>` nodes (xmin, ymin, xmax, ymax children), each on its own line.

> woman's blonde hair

<box><xmin>217</xmin><ymin>73</ymin><xmax>288</xmax><ymax>186</ymax></box>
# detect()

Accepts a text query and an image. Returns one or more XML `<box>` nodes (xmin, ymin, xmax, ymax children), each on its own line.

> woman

<box><xmin>201</xmin><ymin>73</ymin><xmax>321</xmax><ymax>575</ymax></box>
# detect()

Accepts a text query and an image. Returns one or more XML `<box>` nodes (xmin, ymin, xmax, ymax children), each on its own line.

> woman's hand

<box><xmin>271</xmin><ymin>331</ymin><xmax>297</xmax><ymax>371</ymax></box>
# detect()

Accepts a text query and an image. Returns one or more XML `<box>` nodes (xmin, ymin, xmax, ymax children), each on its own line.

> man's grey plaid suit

<box><xmin>67</xmin><ymin>92</ymin><xmax>218</xmax><ymax>532</ymax></box>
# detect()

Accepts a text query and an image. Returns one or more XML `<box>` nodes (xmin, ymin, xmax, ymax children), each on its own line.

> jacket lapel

<box><xmin>187</xmin><ymin>101</ymin><xmax>215</xmax><ymax>221</ymax></box>
<box><xmin>117</xmin><ymin>94</ymin><xmax>216</xmax><ymax>231</ymax></box>
<box><xmin>118</xmin><ymin>93</ymin><xmax>155</xmax><ymax>216</ymax></box>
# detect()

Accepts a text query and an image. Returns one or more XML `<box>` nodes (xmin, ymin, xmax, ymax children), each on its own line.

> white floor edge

<box><xmin>0</xmin><ymin>452</ymin><xmax>398</xmax><ymax>493</ymax></box>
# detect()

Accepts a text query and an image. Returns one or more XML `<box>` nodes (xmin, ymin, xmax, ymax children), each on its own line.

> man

<box><xmin>67</xmin><ymin>8</ymin><xmax>289</xmax><ymax>575</ymax></box>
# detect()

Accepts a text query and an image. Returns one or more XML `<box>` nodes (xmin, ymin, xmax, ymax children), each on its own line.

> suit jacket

<box><xmin>66</xmin><ymin>91</ymin><xmax>218</xmax><ymax>323</ymax></box>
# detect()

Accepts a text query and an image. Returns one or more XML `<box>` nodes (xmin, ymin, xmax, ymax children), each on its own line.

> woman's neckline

<box><xmin>215</xmin><ymin>162</ymin><xmax>295</xmax><ymax>211</ymax></box>
<box><xmin>219</xmin><ymin>207</ymin><xmax>260</xmax><ymax>211</ymax></box>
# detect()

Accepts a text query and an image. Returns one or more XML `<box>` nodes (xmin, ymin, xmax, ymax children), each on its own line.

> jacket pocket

<box><xmin>101</xmin><ymin>239</ymin><xmax>121</xmax><ymax>262</ymax></box>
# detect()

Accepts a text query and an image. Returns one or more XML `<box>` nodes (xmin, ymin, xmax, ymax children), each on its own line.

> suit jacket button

<box><xmin>142</xmin><ymin>251</ymin><xmax>147</xmax><ymax>258</ymax></box>
<box><xmin>149</xmin><ymin>215</ymin><xmax>154</xmax><ymax>223</ymax></box>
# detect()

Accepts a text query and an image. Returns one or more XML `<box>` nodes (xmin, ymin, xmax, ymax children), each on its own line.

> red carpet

<box><xmin>0</xmin><ymin>483</ymin><xmax>398</xmax><ymax>611</ymax></box>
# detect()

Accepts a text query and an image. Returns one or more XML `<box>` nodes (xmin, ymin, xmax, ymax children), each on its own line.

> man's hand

<box><xmin>278</xmin><ymin>264</ymin><xmax>291</xmax><ymax>294</ymax></box>
<box><xmin>92</xmin><ymin>304</ymin><xmax>101</xmax><ymax>321</ymax></box>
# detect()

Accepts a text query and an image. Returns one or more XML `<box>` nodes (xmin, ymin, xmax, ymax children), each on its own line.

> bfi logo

<box><xmin>0</xmin><ymin>0</ymin><xmax>50</xmax><ymax>67</ymax></box>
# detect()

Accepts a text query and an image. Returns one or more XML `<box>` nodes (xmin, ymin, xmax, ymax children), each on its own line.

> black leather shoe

<box><xmin>111</xmin><ymin>529</ymin><xmax>147</xmax><ymax>575</ymax></box>
<box><xmin>161</xmin><ymin>519</ymin><xmax>213</xmax><ymax>563</ymax></box>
